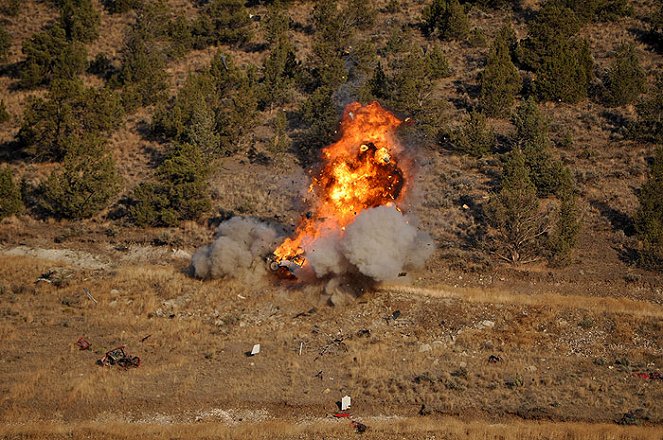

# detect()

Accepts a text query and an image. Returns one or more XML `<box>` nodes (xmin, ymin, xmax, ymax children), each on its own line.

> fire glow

<box><xmin>272</xmin><ymin>101</ymin><xmax>408</xmax><ymax>274</ymax></box>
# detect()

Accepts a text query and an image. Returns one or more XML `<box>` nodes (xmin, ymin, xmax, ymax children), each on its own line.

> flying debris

<box><xmin>341</xmin><ymin>395</ymin><xmax>352</xmax><ymax>411</ymax></box>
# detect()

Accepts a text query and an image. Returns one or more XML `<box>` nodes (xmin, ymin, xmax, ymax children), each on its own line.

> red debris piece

<box><xmin>76</xmin><ymin>337</ymin><xmax>91</xmax><ymax>351</ymax></box>
<box><xmin>334</xmin><ymin>412</ymin><xmax>351</xmax><ymax>418</ymax></box>
<box><xmin>633</xmin><ymin>371</ymin><xmax>662</xmax><ymax>381</ymax></box>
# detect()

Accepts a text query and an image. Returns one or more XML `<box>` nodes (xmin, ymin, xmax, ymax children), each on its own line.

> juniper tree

<box><xmin>633</xmin><ymin>74</ymin><xmax>662</xmax><ymax>144</ymax></box>
<box><xmin>346</xmin><ymin>0</ymin><xmax>375</xmax><ymax>30</ymax></box>
<box><xmin>480</xmin><ymin>32</ymin><xmax>521</xmax><ymax>118</ymax></box>
<box><xmin>58</xmin><ymin>0</ymin><xmax>100</xmax><ymax>43</ymax></box>
<box><xmin>128</xmin><ymin>143</ymin><xmax>211</xmax><ymax>227</ymax></box>
<box><xmin>0</xmin><ymin>100</ymin><xmax>9</xmax><ymax>123</ymax></box>
<box><xmin>449</xmin><ymin>110</ymin><xmax>495</xmax><ymax>157</ymax></box>
<box><xmin>20</xmin><ymin>24</ymin><xmax>87</xmax><ymax>88</ymax></box>
<box><xmin>0</xmin><ymin>22</ymin><xmax>10</xmax><ymax>62</ymax></box>
<box><xmin>547</xmin><ymin>168</ymin><xmax>581</xmax><ymax>265</ymax></box>
<box><xmin>19</xmin><ymin>79</ymin><xmax>124</xmax><ymax>161</ymax></box>
<box><xmin>0</xmin><ymin>166</ymin><xmax>23</xmax><ymax>219</ymax></box>
<box><xmin>603</xmin><ymin>43</ymin><xmax>646</xmax><ymax>107</ymax></box>
<box><xmin>422</xmin><ymin>0</ymin><xmax>469</xmax><ymax>41</ymax></box>
<box><xmin>488</xmin><ymin>147</ymin><xmax>549</xmax><ymax>264</ymax></box>
<box><xmin>261</xmin><ymin>3</ymin><xmax>297</xmax><ymax>107</ymax></box>
<box><xmin>534</xmin><ymin>38</ymin><xmax>593</xmax><ymax>103</ymax></box>
<box><xmin>426</xmin><ymin>43</ymin><xmax>452</xmax><ymax>80</ymax></box>
<box><xmin>102</xmin><ymin>0</ymin><xmax>141</xmax><ymax>14</ymax></box>
<box><xmin>635</xmin><ymin>147</ymin><xmax>663</xmax><ymax>270</ymax></box>
<box><xmin>193</xmin><ymin>0</ymin><xmax>252</xmax><ymax>47</ymax></box>
<box><xmin>38</xmin><ymin>137</ymin><xmax>120</xmax><ymax>219</ymax></box>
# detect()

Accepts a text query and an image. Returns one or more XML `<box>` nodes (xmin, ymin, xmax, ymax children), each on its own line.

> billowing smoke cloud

<box><xmin>191</xmin><ymin>206</ymin><xmax>434</xmax><ymax>285</ymax></box>
<box><xmin>304</xmin><ymin>205</ymin><xmax>434</xmax><ymax>282</ymax></box>
<box><xmin>191</xmin><ymin>217</ymin><xmax>280</xmax><ymax>281</ymax></box>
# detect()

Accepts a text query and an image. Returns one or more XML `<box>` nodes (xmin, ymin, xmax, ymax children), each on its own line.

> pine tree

<box><xmin>0</xmin><ymin>166</ymin><xmax>23</xmax><ymax>219</ymax></box>
<box><xmin>480</xmin><ymin>32</ymin><xmax>521</xmax><ymax>118</ymax></box>
<box><xmin>38</xmin><ymin>137</ymin><xmax>120</xmax><ymax>219</ymax></box>
<box><xmin>102</xmin><ymin>0</ymin><xmax>141</xmax><ymax>14</ymax></box>
<box><xmin>534</xmin><ymin>38</ymin><xmax>593</xmax><ymax>103</ymax></box>
<box><xmin>449</xmin><ymin>110</ymin><xmax>495</xmax><ymax>157</ymax></box>
<box><xmin>488</xmin><ymin>147</ymin><xmax>549</xmax><ymax>264</ymax></box>
<box><xmin>513</xmin><ymin>97</ymin><xmax>548</xmax><ymax>148</ymax></box>
<box><xmin>261</xmin><ymin>3</ymin><xmax>296</xmax><ymax>107</ymax></box>
<box><xmin>422</xmin><ymin>0</ymin><xmax>469</xmax><ymax>41</ymax></box>
<box><xmin>633</xmin><ymin>73</ymin><xmax>662</xmax><ymax>144</ymax></box>
<box><xmin>194</xmin><ymin>0</ymin><xmax>252</xmax><ymax>47</ymax></box>
<box><xmin>547</xmin><ymin>168</ymin><xmax>581</xmax><ymax>265</ymax></box>
<box><xmin>346</xmin><ymin>0</ymin><xmax>375</xmax><ymax>30</ymax></box>
<box><xmin>0</xmin><ymin>22</ymin><xmax>10</xmax><ymax>62</ymax></box>
<box><xmin>635</xmin><ymin>147</ymin><xmax>663</xmax><ymax>270</ymax></box>
<box><xmin>58</xmin><ymin>0</ymin><xmax>100</xmax><ymax>43</ymax></box>
<box><xmin>426</xmin><ymin>43</ymin><xmax>452</xmax><ymax>79</ymax></box>
<box><xmin>603</xmin><ymin>43</ymin><xmax>646</xmax><ymax>107</ymax></box>
<box><xmin>20</xmin><ymin>24</ymin><xmax>87</xmax><ymax>88</ymax></box>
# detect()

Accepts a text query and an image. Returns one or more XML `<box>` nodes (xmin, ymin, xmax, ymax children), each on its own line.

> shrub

<box><xmin>422</xmin><ymin>0</ymin><xmax>469</xmax><ymax>41</ymax></box>
<box><xmin>488</xmin><ymin>147</ymin><xmax>549</xmax><ymax>264</ymax></box>
<box><xmin>270</xmin><ymin>110</ymin><xmax>290</xmax><ymax>154</ymax></box>
<box><xmin>102</xmin><ymin>0</ymin><xmax>141</xmax><ymax>14</ymax></box>
<box><xmin>603</xmin><ymin>43</ymin><xmax>646</xmax><ymax>107</ymax></box>
<box><xmin>534</xmin><ymin>38</ymin><xmax>593</xmax><ymax>103</ymax></box>
<box><xmin>426</xmin><ymin>43</ymin><xmax>452</xmax><ymax>79</ymax></box>
<box><xmin>19</xmin><ymin>79</ymin><xmax>124</xmax><ymax>161</ymax></box>
<box><xmin>37</xmin><ymin>137</ymin><xmax>120</xmax><ymax>219</ymax></box>
<box><xmin>0</xmin><ymin>166</ymin><xmax>23</xmax><ymax>219</ymax></box>
<box><xmin>633</xmin><ymin>74</ymin><xmax>662</xmax><ymax>144</ymax></box>
<box><xmin>0</xmin><ymin>22</ymin><xmax>10</xmax><ymax>62</ymax></box>
<box><xmin>480</xmin><ymin>33</ymin><xmax>521</xmax><ymax>117</ymax></box>
<box><xmin>128</xmin><ymin>143</ymin><xmax>211</xmax><ymax>227</ymax></box>
<box><xmin>635</xmin><ymin>147</ymin><xmax>663</xmax><ymax>270</ymax></box>
<box><xmin>167</xmin><ymin>16</ymin><xmax>194</xmax><ymax>59</ymax></box>
<box><xmin>20</xmin><ymin>24</ymin><xmax>87</xmax><ymax>88</ymax></box>
<box><xmin>559</xmin><ymin>0</ymin><xmax>631</xmax><ymax>23</ymax></box>
<box><xmin>58</xmin><ymin>0</ymin><xmax>100</xmax><ymax>43</ymax></box>
<box><xmin>193</xmin><ymin>0</ymin><xmax>252</xmax><ymax>48</ymax></box>
<box><xmin>116</xmin><ymin>30</ymin><xmax>168</xmax><ymax>110</ymax></box>
<box><xmin>448</xmin><ymin>110</ymin><xmax>495</xmax><ymax>157</ymax></box>
<box><xmin>0</xmin><ymin>99</ymin><xmax>9</xmax><ymax>123</ymax></box>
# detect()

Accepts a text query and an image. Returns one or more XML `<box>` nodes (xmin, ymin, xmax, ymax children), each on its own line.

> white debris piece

<box><xmin>341</xmin><ymin>395</ymin><xmax>351</xmax><ymax>411</ymax></box>
<box><xmin>251</xmin><ymin>344</ymin><xmax>261</xmax><ymax>356</ymax></box>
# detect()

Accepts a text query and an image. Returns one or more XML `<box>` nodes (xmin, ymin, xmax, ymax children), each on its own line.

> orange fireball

<box><xmin>273</xmin><ymin>101</ymin><xmax>408</xmax><ymax>267</ymax></box>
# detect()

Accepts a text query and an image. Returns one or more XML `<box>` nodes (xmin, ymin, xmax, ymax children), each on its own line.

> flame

<box><xmin>273</xmin><ymin>101</ymin><xmax>407</xmax><ymax>265</ymax></box>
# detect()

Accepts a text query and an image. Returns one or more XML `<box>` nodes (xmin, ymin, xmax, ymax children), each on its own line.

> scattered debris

<box><xmin>356</xmin><ymin>329</ymin><xmax>371</xmax><ymax>338</ymax></box>
<box><xmin>97</xmin><ymin>346</ymin><xmax>140</xmax><ymax>369</ymax></box>
<box><xmin>76</xmin><ymin>336</ymin><xmax>91</xmax><ymax>351</ymax></box>
<box><xmin>294</xmin><ymin>307</ymin><xmax>317</xmax><ymax>319</ymax></box>
<box><xmin>334</xmin><ymin>412</ymin><xmax>351</xmax><ymax>418</ymax></box>
<box><xmin>351</xmin><ymin>420</ymin><xmax>368</xmax><ymax>433</ymax></box>
<box><xmin>341</xmin><ymin>395</ymin><xmax>351</xmax><ymax>411</ymax></box>
<box><xmin>392</xmin><ymin>310</ymin><xmax>401</xmax><ymax>320</ymax></box>
<box><xmin>299</xmin><ymin>342</ymin><xmax>304</xmax><ymax>356</ymax></box>
<box><xmin>247</xmin><ymin>344</ymin><xmax>260</xmax><ymax>356</ymax></box>
<box><xmin>633</xmin><ymin>371</ymin><xmax>662</xmax><ymax>381</ymax></box>
<box><xmin>141</xmin><ymin>334</ymin><xmax>152</xmax><ymax>343</ymax></box>
<box><xmin>488</xmin><ymin>354</ymin><xmax>501</xmax><ymax>363</ymax></box>
<box><xmin>83</xmin><ymin>288</ymin><xmax>97</xmax><ymax>304</ymax></box>
<box><xmin>315</xmin><ymin>370</ymin><xmax>323</xmax><ymax>380</ymax></box>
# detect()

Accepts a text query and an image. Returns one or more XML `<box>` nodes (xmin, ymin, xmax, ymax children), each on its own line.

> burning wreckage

<box><xmin>267</xmin><ymin>102</ymin><xmax>410</xmax><ymax>280</ymax></box>
<box><xmin>191</xmin><ymin>101</ymin><xmax>433</xmax><ymax>283</ymax></box>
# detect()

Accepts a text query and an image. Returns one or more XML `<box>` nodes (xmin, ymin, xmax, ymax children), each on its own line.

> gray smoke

<box><xmin>304</xmin><ymin>205</ymin><xmax>434</xmax><ymax>282</ymax></box>
<box><xmin>191</xmin><ymin>217</ymin><xmax>280</xmax><ymax>281</ymax></box>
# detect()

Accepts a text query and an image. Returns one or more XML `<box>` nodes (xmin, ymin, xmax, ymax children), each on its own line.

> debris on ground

<box><xmin>333</xmin><ymin>412</ymin><xmax>351</xmax><ymax>418</ymax></box>
<box><xmin>97</xmin><ymin>346</ymin><xmax>140</xmax><ymax>369</ymax></box>
<box><xmin>76</xmin><ymin>337</ymin><xmax>91</xmax><ymax>350</ymax></box>
<box><xmin>83</xmin><ymin>288</ymin><xmax>97</xmax><ymax>303</ymax></box>
<box><xmin>341</xmin><ymin>395</ymin><xmax>351</xmax><ymax>411</ymax></box>
<box><xmin>351</xmin><ymin>420</ymin><xmax>368</xmax><ymax>433</ymax></box>
<box><xmin>250</xmin><ymin>344</ymin><xmax>260</xmax><ymax>356</ymax></box>
<box><xmin>35</xmin><ymin>268</ymin><xmax>71</xmax><ymax>287</ymax></box>
<box><xmin>488</xmin><ymin>354</ymin><xmax>502</xmax><ymax>363</ymax></box>
<box><xmin>633</xmin><ymin>371</ymin><xmax>662</xmax><ymax>380</ymax></box>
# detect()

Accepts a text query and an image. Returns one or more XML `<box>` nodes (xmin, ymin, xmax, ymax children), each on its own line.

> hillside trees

<box><xmin>58</xmin><ymin>0</ymin><xmax>100</xmax><ymax>43</ymax></box>
<box><xmin>260</xmin><ymin>3</ymin><xmax>297</xmax><ymax>107</ymax></box>
<box><xmin>0</xmin><ymin>22</ymin><xmax>10</xmax><ymax>62</ymax></box>
<box><xmin>635</xmin><ymin>147</ymin><xmax>663</xmax><ymax>269</ymax></box>
<box><xmin>603</xmin><ymin>43</ymin><xmax>646</xmax><ymax>107</ymax></box>
<box><xmin>480</xmin><ymin>27</ymin><xmax>521</xmax><ymax>117</ymax></box>
<box><xmin>632</xmin><ymin>74</ymin><xmax>662</xmax><ymax>144</ymax></box>
<box><xmin>0</xmin><ymin>166</ymin><xmax>23</xmax><ymax>219</ymax></box>
<box><xmin>422</xmin><ymin>0</ymin><xmax>469</xmax><ymax>41</ymax></box>
<box><xmin>193</xmin><ymin>0</ymin><xmax>252</xmax><ymax>48</ymax></box>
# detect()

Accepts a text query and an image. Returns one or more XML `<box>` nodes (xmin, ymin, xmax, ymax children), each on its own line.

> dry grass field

<box><xmin>1</xmin><ymin>0</ymin><xmax>662</xmax><ymax>438</ymax></box>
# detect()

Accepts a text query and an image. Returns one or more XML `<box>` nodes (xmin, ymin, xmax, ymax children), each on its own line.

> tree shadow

<box><xmin>600</xmin><ymin>110</ymin><xmax>631</xmax><ymax>137</ymax></box>
<box><xmin>589</xmin><ymin>199</ymin><xmax>636</xmax><ymax>236</ymax></box>
<box><xmin>629</xmin><ymin>26</ymin><xmax>662</xmax><ymax>55</ymax></box>
<box><xmin>0</xmin><ymin>139</ymin><xmax>30</xmax><ymax>163</ymax></box>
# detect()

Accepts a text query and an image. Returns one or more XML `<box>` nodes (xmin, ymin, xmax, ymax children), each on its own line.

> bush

<box><xmin>559</xmin><ymin>0</ymin><xmax>631</xmax><ymax>23</ymax></box>
<box><xmin>193</xmin><ymin>0</ymin><xmax>252</xmax><ymax>48</ymax></box>
<box><xmin>102</xmin><ymin>0</ymin><xmax>141</xmax><ymax>14</ymax></box>
<box><xmin>0</xmin><ymin>99</ymin><xmax>9</xmax><ymax>123</ymax></box>
<box><xmin>128</xmin><ymin>143</ymin><xmax>211</xmax><ymax>227</ymax></box>
<box><xmin>58</xmin><ymin>0</ymin><xmax>100</xmax><ymax>43</ymax></box>
<box><xmin>37</xmin><ymin>137</ymin><xmax>120</xmax><ymax>219</ymax></box>
<box><xmin>20</xmin><ymin>24</ymin><xmax>87</xmax><ymax>88</ymax></box>
<box><xmin>534</xmin><ymin>38</ymin><xmax>593</xmax><ymax>103</ymax></box>
<box><xmin>488</xmin><ymin>147</ymin><xmax>549</xmax><ymax>264</ymax></box>
<box><xmin>115</xmin><ymin>30</ymin><xmax>168</xmax><ymax>110</ymax></box>
<box><xmin>635</xmin><ymin>147</ymin><xmax>663</xmax><ymax>270</ymax></box>
<box><xmin>480</xmin><ymin>32</ymin><xmax>521</xmax><ymax>117</ymax></box>
<box><xmin>0</xmin><ymin>22</ymin><xmax>10</xmax><ymax>62</ymax></box>
<box><xmin>0</xmin><ymin>166</ymin><xmax>23</xmax><ymax>219</ymax></box>
<box><xmin>633</xmin><ymin>74</ymin><xmax>662</xmax><ymax>144</ymax></box>
<box><xmin>422</xmin><ymin>0</ymin><xmax>470</xmax><ymax>41</ymax></box>
<box><xmin>19</xmin><ymin>79</ymin><xmax>124</xmax><ymax>161</ymax></box>
<box><xmin>603</xmin><ymin>43</ymin><xmax>646</xmax><ymax>107</ymax></box>
<box><xmin>448</xmin><ymin>110</ymin><xmax>495</xmax><ymax>157</ymax></box>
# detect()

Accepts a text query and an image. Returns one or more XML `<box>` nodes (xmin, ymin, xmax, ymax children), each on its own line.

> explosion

<box><xmin>271</xmin><ymin>101</ymin><xmax>411</xmax><ymax>277</ymax></box>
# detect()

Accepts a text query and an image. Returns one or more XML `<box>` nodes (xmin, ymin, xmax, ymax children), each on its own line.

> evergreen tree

<box><xmin>547</xmin><ymin>168</ymin><xmax>581</xmax><ymax>265</ymax></box>
<box><xmin>633</xmin><ymin>74</ymin><xmax>662</xmax><ymax>144</ymax></box>
<box><xmin>102</xmin><ymin>0</ymin><xmax>141</xmax><ymax>14</ymax></box>
<box><xmin>448</xmin><ymin>110</ymin><xmax>495</xmax><ymax>157</ymax></box>
<box><xmin>38</xmin><ymin>137</ymin><xmax>120</xmax><ymax>219</ymax></box>
<box><xmin>480</xmin><ymin>32</ymin><xmax>521</xmax><ymax>117</ymax></box>
<box><xmin>422</xmin><ymin>0</ymin><xmax>469</xmax><ymax>41</ymax></box>
<box><xmin>0</xmin><ymin>166</ymin><xmax>23</xmax><ymax>219</ymax></box>
<box><xmin>488</xmin><ymin>147</ymin><xmax>549</xmax><ymax>264</ymax></box>
<box><xmin>0</xmin><ymin>22</ymin><xmax>10</xmax><ymax>62</ymax></box>
<box><xmin>426</xmin><ymin>43</ymin><xmax>452</xmax><ymax>79</ymax></box>
<box><xmin>128</xmin><ymin>143</ymin><xmax>211</xmax><ymax>227</ymax></box>
<box><xmin>635</xmin><ymin>147</ymin><xmax>663</xmax><ymax>269</ymax></box>
<box><xmin>368</xmin><ymin>61</ymin><xmax>390</xmax><ymax>100</ymax></box>
<box><xmin>20</xmin><ymin>24</ymin><xmax>87</xmax><ymax>88</ymax></box>
<box><xmin>513</xmin><ymin>97</ymin><xmax>548</xmax><ymax>147</ymax></box>
<box><xmin>19</xmin><ymin>79</ymin><xmax>124</xmax><ymax>161</ymax></box>
<box><xmin>58</xmin><ymin>0</ymin><xmax>100</xmax><ymax>43</ymax></box>
<box><xmin>299</xmin><ymin>86</ymin><xmax>338</xmax><ymax>161</ymax></box>
<box><xmin>534</xmin><ymin>38</ymin><xmax>593</xmax><ymax>103</ymax></box>
<box><xmin>194</xmin><ymin>0</ymin><xmax>252</xmax><ymax>47</ymax></box>
<box><xmin>346</xmin><ymin>0</ymin><xmax>375</xmax><ymax>30</ymax></box>
<box><xmin>270</xmin><ymin>109</ymin><xmax>290</xmax><ymax>154</ymax></box>
<box><xmin>261</xmin><ymin>3</ymin><xmax>296</xmax><ymax>107</ymax></box>
<box><xmin>0</xmin><ymin>100</ymin><xmax>9</xmax><ymax>123</ymax></box>
<box><xmin>603</xmin><ymin>43</ymin><xmax>646</xmax><ymax>107</ymax></box>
